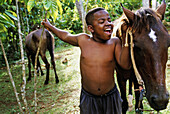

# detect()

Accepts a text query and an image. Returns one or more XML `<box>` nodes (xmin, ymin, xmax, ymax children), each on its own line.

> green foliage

<box><xmin>86</xmin><ymin>1</ymin><xmax>142</xmax><ymax>21</ymax></box>
<box><xmin>157</xmin><ymin>0</ymin><xmax>170</xmax><ymax>22</ymax></box>
<box><xmin>27</xmin><ymin>0</ymin><xmax>35</xmax><ymax>12</ymax></box>
<box><xmin>0</xmin><ymin>0</ymin><xmax>7</xmax><ymax>5</ymax></box>
<box><xmin>45</xmin><ymin>0</ymin><xmax>62</xmax><ymax>22</ymax></box>
<box><xmin>0</xmin><ymin>23</ymin><xmax>7</xmax><ymax>33</ymax></box>
<box><xmin>0</xmin><ymin>11</ymin><xmax>16</xmax><ymax>33</ymax></box>
<box><xmin>0</xmin><ymin>2</ymin><xmax>18</xmax><ymax>67</ymax></box>
<box><xmin>27</xmin><ymin>0</ymin><xmax>63</xmax><ymax>22</ymax></box>
<box><xmin>165</xmin><ymin>0</ymin><xmax>169</xmax><ymax>22</ymax></box>
<box><xmin>54</xmin><ymin>6</ymin><xmax>82</xmax><ymax>33</ymax></box>
<box><xmin>5</xmin><ymin>10</ymin><xmax>17</xmax><ymax>20</ymax></box>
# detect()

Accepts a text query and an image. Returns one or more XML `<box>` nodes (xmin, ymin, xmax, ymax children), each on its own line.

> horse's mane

<box><xmin>113</xmin><ymin>8</ymin><xmax>162</xmax><ymax>39</ymax></box>
<box><xmin>112</xmin><ymin>14</ymin><xmax>128</xmax><ymax>39</ymax></box>
<box><xmin>133</xmin><ymin>8</ymin><xmax>161</xmax><ymax>32</ymax></box>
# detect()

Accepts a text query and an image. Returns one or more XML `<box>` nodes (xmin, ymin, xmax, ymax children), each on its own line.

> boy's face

<box><xmin>89</xmin><ymin>10</ymin><xmax>113</xmax><ymax>42</ymax></box>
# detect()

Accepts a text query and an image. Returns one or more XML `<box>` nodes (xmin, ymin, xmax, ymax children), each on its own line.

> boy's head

<box><xmin>85</xmin><ymin>7</ymin><xmax>105</xmax><ymax>26</ymax></box>
<box><xmin>85</xmin><ymin>7</ymin><xmax>113</xmax><ymax>42</ymax></box>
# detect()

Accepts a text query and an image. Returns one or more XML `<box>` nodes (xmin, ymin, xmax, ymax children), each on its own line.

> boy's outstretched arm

<box><xmin>42</xmin><ymin>19</ymin><xmax>79</xmax><ymax>46</ymax></box>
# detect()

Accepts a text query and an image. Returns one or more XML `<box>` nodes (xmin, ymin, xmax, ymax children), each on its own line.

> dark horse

<box><xmin>25</xmin><ymin>28</ymin><xmax>59</xmax><ymax>84</ymax></box>
<box><xmin>113</xmin><ymin>0</ymin><xmax>170</xmax><ymax>113</ymax></box>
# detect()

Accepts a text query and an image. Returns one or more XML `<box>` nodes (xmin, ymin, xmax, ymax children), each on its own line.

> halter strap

<box><xmin>125</xmin><ymin>28</ymin><xmax>144</xmax><ymax>85</ymax></box>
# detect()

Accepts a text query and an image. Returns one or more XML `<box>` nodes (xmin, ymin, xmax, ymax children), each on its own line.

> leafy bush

<box><xmin>165</xmin><ymin>2</ymin><xmax>169</xmax><ymax>22</ymax></box>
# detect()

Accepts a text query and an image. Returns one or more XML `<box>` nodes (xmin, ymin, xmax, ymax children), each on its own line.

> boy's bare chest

<box><xmin>80</xmin><ymin>42</ymin><xmax>114</xmax><ymax>62</ymax></box>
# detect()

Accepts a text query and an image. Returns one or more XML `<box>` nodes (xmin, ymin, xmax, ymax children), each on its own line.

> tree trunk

<box><xmin>19</xmin><ymin>2</ymin><xmax>25</xmax><ymax>35</ymax></box>
<box><xmin>152</xmin><ymin>0</ymin><xmax>157</xmax><ymax>10</ymax></box>
<box><xmin>142</xmin><ymin>0</ymin><xmax>149</xmax><ymax>8</ymax></box>
<box><xmin>16</xmin><ymin>0</ymin><xmax>28</xmax><ymax>113</ymax></box>
<box><xmin>75</xmin><ymin>0</ymin><xmax>89</xmax><ymax>33</ymax></box>
<box><xmin>0</xmin><ymin>38</ymin><xmax>23</xmax><ymax>113</ymax></box>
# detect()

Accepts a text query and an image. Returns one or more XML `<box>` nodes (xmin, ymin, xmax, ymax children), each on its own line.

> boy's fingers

<box><xmin>41</xmin><ymin>20</ymin><xmax>44</xmax><ymax>25</ymax></box>
<box><xmin>41</xmin><ymin>19</ymin><xmax>47</xmax><ymax>25</ymax></box>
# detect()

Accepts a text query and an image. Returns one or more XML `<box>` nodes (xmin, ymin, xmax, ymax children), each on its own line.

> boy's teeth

<box><xmin>105</xmin><ymin>29</ymin><xmax>111</xmax><ymax>31</ymax></box>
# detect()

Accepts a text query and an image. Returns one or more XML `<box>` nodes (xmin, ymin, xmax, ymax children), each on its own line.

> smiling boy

<box><xmin>42</xmin><ymin>7</ymin><xmax>130</xmax><ymax>114</ymax></box>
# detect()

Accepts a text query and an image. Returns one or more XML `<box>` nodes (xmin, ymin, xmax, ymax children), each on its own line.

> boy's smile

<box><xmin>104</xmin><ymin>27</ymin><xmax>112</xmax><ymax>36</ymax></box>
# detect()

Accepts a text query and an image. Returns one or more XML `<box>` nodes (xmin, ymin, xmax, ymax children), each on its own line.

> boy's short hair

<box><xmin>85</xmin><ymin>7</ymin><xmax>105</xmax><ymax>25</ymax></box>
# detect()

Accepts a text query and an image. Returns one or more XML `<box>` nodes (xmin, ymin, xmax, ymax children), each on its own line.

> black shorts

<box><xmin>80</xmin><ymin>85</ymin><xmax>123</xmax><ymax>114</ymax></box>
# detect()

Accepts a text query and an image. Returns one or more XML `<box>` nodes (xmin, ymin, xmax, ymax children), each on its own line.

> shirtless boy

<box><xmin>42</xmin><ymin>7</ymin><xmax>130</xmax><ymax>114</ymax></box>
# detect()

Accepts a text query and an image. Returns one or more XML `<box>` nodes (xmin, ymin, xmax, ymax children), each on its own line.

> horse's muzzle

<box><xmin>150</xmin><ymin>91</ymin><xmax>169</xmax><ymax>111</ymax></box>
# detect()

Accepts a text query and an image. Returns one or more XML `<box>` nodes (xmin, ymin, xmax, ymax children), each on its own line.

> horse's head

<box><xmin>117</xmin><ymin>0</ymin><xmax>169</xmax><ymax>111</ymax></box>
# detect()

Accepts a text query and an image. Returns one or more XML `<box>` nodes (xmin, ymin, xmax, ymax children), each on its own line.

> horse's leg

<box><xmin>36</xmin><ymin>56</ymin><xmax>40</xmax><ymax>76</ymax></box>
<box><xmin>128</xmin><ymin>79</ymin><xmax>133</xmax><ymax>111</ymax></box>
<box><xmin>129</xmin><ymin>79</ymin><xmax>132</xmax><ymax>95</ymax></box>
<box><xmin>37</xmin><ymin>57</ymin><xmax>44</xmax><ymax>76</ymax></box>
<box><xmin>27</xmin><ymin>54</ymin><xmax>32</xmax><ymax>81</ymax></box>
<box><xmin>49</xmin><ymin>49</ymin><xmax>59</xmax><ymax>84</ymax></box>
<box><xmin>117</xmin><ymin>73</ymin><xmax>128</xmax><ymax>114</ymax></box>
<box><xmin>40</xmin><ymin>53</ymin><xmax>50</xmax><ymax>85</ymax></box>
<box><xmin>31</xmin><ymin>55</ymin><xmax>40</xmax><ymax>76</ymax></box>
<box><xmin>47</xmin><ymin>31</ymin><xmax>59</xmax><ymax>84</ymax></box>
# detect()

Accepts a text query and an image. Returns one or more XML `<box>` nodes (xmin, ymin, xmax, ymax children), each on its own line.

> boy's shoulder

<box><xmin>111</xmin><ymin>36</ymin><xmax>120</xmax><ymax>40</ymax></box>
<box><xmin>78</xmin><ymin>33</ymin><xmax>91</xmax><ymax>37</ymax></box>
<box><xmin>109</xmin><ymin>37</ymin><xmax>121</xmax><ymax>43</ymax></box>
<box><xmin>77</xmin><ymin>33</ymin><xmax>91</xmax><ymax>40</ymax></box>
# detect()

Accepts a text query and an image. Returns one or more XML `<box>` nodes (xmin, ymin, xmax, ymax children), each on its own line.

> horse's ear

<box><xmin>156</xmin><ymin>0</ymin><xmax>166</xmax><ymax>20</ymax></box>
<box><xmin>120</xmin><ymin>3</ymin><xmax>135</xmax><ymax>25</ymax></box>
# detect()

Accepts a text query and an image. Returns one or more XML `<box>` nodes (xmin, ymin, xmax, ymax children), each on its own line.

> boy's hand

<box><xmin>41</xmin><ymin>19</ymin><xmax>51</xmax><ymax>30</ymax></box>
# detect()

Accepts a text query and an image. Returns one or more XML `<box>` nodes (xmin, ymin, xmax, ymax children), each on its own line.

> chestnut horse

<box><xmin>113</xmin><ymin>0</ymin><xmax>170</xmax><ymax>113</ymax></box>
<box><xmin>25</xmin><ymin>28</ymin><xmax>59</xmax><ymax>84</ymax></box>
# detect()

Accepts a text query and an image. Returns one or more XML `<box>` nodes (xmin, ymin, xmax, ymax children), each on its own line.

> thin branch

<box><xmin>0</xmin><ymin>38</ymin><xmax>23</xmax><ymax>113</ymax></box>
<box><xmin>16</xmin><ymin>0</ymin><xmax>29</xmax><ymax>113</ymax></box>
<box><xmin>34</xmin><ymin>9</ymin><xmax>47</xmax><ymax>113</ymax></box>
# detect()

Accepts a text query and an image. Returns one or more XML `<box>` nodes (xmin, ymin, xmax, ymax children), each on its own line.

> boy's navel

<box><xmin>98</xmin><ymin>88</ymin><xmax>101</xmax><ymax>91</ymax></box>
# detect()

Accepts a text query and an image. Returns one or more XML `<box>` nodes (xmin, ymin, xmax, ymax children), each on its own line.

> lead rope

<box><xmin>125</xmin><ymin>28</ymin><xmax>144</xmax><ymax>85</ymax></box>
<box><xmin>126</xmin><ymin>28</ymin><xmax>145</xmax><ymax>113</ymax></box>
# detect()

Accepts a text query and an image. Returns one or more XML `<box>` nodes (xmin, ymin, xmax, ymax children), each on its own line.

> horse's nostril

<box><xmin>150</xmin><ymin>95</ymin><xmax>157</xmax><ymax>103</ymax></box>
<box><xmin>166</xmin><ymin>92</ymin><xmax>169</xmax><ymax>98</ymax></box>
<box><xmin>150</xmin><ymin>93</ymin><xmax>169</xmax><ymax>106</ymax></box>
<box><xmin>165</xmin><ymin>92</ymin><xmax>169</xmax><ymax>102</ymax></box>
<box><xmin>149</xmin><ymin>93</ymin><xmax>169</xmax><ymax>110</ymax></box>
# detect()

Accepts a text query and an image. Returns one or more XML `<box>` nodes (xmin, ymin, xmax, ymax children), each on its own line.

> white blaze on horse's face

<box><xmin>148</xmin><ymin>29</ymin><xmax>157</xmax><ymax>42</ymax></box>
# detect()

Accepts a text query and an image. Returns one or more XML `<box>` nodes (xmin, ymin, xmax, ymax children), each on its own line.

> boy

<box><xmin>42</xmin><ymin>7</ymin><xmax>130</xmax><ymax>114</ymax></box>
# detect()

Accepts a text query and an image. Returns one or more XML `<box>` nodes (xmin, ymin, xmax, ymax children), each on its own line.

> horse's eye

<box><xmin>133</xmin><ymin>40</ymin><xmax>137</xmax><ymax>43</ymax></box>
<box><xmin>134</xmin><ymin>45</ymin><xmax>142</xmax><ymax>52</ymax></box>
